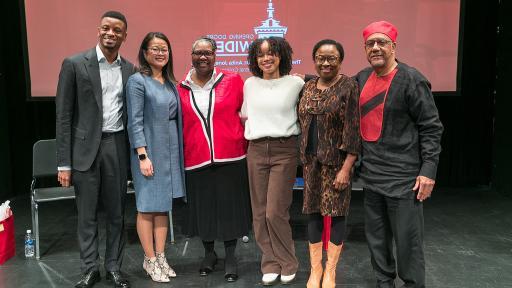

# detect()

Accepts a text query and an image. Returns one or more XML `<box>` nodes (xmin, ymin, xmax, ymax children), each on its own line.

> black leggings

<box><xmin>308</xmin><ymin>213</ymin><xmax>346</xmax><ymax>245</ymax></box>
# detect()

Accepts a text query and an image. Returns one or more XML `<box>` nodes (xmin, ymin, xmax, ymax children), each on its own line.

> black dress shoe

<box><xmin>75</xmin><ymin>270</ymin><xmax>100</xmax><ymax>288</ymax></box>
<box><xmin>199</xmin><ymin>251</ymin><xmax>218</xmax><ymax>276</ymax></box>
<box><xmin>224</xmin><ymin>256</ymin><xmax>238</xmax><ymax>282</ymax></box>
<box><xmin>106</xmin><ymin>271</ymin><xmax>130</xmax><ymax>288</ymax></box>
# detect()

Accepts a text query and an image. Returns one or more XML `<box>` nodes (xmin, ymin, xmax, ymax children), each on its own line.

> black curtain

<box><xmin>492</xmin><ymin>0</ymin><xmax>512</xmax><ymax>197</ymax></box>
<box><xmin>1</xmin><ymin>0</ymin><xmax>56</xmax><ymax>201</ymax></box>
<box><xmin>435</xmin><ymin>0</ymin><xmax>497</xmax><ymax>187</ymax></box>
<box><xmin>0</xmin><ymin>0</ymin><xmax>13</xmax><ymax>201</ymax></box>
<box><xmin>0</xmin><ymin>0</ymin><xmax>503</xmax><ymax>200</ymax></box>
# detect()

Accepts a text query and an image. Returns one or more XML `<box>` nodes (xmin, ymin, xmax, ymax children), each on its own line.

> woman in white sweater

<box><xmin>242</xmin><ymin>37</ymin><xmax>304</xmax><ymax>286</ymax></box>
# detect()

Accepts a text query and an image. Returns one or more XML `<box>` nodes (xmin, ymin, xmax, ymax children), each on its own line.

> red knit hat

<box><xmin>363</xmin><ymin>21</ymin><xmax>398</xmax><ymax>42</ymax></box>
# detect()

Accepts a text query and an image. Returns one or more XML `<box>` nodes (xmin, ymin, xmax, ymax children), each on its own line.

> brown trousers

<box><xmin>247</xmin><ymin>136</ymin><xmax>299</xmax><ymax>275</ymax></box>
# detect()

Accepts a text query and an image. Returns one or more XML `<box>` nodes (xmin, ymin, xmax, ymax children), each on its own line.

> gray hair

<box><xmin>192</xmin><ymin>36</ymin><xmax>217</xmax><ymax>52</ymax></box>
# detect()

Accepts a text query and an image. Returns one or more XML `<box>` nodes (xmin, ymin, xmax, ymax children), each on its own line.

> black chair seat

<box><xmin>33</xmin><ymin>186</ymin><xmax>75</xmax><ymax>203</ymax></box>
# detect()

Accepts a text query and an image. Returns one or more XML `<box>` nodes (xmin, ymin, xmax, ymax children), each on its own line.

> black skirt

<box><xmin>183</xmin><ymin>159</ymin><xmax>252</xmax><ymax>241</ymax></box>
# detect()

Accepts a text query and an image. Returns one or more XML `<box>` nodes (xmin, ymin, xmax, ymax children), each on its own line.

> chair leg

<box><xmin>31</xmin><ymin>200</ymin><xmax>40</xmax><ymax>260</ymax></box>
<box><xmin>168</xmin><ymin>211</ymin><xmax>174</xmax><ymax>244</ymax></box>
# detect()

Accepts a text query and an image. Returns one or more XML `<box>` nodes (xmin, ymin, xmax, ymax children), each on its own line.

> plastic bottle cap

<box><xmin>27</xmin><ymin>230</ymin><xmax>32</xmax><ymax>233</ymax></box>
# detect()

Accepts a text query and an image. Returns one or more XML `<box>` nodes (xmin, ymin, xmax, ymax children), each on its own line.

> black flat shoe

<box><xmin>106</xmin><ymin>271</ymin><xmax>130</xmax><ymax>288</ymax></box>
<box><xmin>224</xmin><ymin>255</ymin><xmax>238</xmax><ymax>282</ymax></box>
<box><xmin>224</xmin><ymin>272</ymin><xmax>239</xmax><ymax>282</ymax></box>
<box><xmin>75</xmin><ymin>270</ymin><xmax>100</xmax><ymax>288</ymax></box>
<box><xmin>199</xmin><ymin>252</ymin><xmax>218</xmax><ymax>276</ymax></box>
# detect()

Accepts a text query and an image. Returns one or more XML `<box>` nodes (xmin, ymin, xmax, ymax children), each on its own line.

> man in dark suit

<box><xmin>56</xmin><ymin>11</ymin><xmax>134</xmax><ymax>288</ymax></box>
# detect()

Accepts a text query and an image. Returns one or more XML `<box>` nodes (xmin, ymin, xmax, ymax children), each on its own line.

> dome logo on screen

<box><xmin>207</xmin><ymin>0</ymin><xmax>300</xmax><ymax>73</ymax></box>
<box><xmin>209</xmin><ymin>0</ymin><xmax>288</xmax><ymax>57</ymax></box>
<box><xmin>253</xmin><ymin>0</ymin><xmax>288</xmax><ymax>39</ymax></box>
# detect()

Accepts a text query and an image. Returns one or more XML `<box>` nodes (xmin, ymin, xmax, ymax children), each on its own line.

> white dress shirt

<box><xmin>184</xmin><ymin>68</ymin><xmax>218</xmax><ymax>117</ymax></box>
<box><xmin>96</xmin><ymin>45</ymin><xmax>124</xmax><ymax>133</ymax></box>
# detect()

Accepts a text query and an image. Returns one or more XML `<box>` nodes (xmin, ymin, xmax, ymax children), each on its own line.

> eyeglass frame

<box><xmin>364</xmin><ymin>38</ymin><xmax>393</xmax><ymax>49</ymax></box>
<box><xmin>191</xmin><ymin>50</ymin><xmax>215</xmax><ymax>57</ymax></box>
<box><xmin>147</xmin><ymin>46</ymin><xmax>169</xmax><ymax>55</ymax></box>
<box><xmin>314</xmin><ymin>55</ymin><xmax>340</xmax><ymax>65</ymax></box>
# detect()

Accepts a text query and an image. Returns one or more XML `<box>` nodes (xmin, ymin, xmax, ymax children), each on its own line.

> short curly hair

<box><xmin>312</xmin><ymin>39</ymin><xmax>344</xmax><ymax>62</ymax></box>
<box><xmin>247</xmin><ymin>37</ymin><xmax>293</xmax><ymax>78</ymax></box>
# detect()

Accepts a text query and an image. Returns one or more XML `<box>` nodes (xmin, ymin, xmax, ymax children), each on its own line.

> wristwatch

<box><xmin>138</xmin><ymin>154</ymin><xmax>147</xmax><ymax>161</ymax></box>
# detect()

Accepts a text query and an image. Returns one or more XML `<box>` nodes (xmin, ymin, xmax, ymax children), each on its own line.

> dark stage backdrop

<box><xmin>493</xmin><ymin>0</ymin><xmax>512</xmax><ymax>197</ymax></box>
<box><xmin>0</xmin><ymin>9</ymin><xmax>12</xmax><ymax>201</ymax></box>
<box><xmin>0</xmin><ymin>0</ymin><xmax>509</xmax><ymax>201</ymax></box>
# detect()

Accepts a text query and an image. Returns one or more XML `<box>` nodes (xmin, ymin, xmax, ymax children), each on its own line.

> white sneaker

<box><xmin>262</xmin><ymin>273</ymin><xmax>279</xmax><ymax>286</ymax></box>
<box><xmin>280</xmin><ymin>273</ymin><xmax>296</xmax><ymax>284</ymax></box>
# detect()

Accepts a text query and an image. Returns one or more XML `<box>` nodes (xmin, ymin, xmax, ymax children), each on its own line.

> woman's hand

<box><xmin>139</xmin><ymin>157</ymin><xmax>154</xmax><ymax>177</ymax></box>
<box><xmin>333</xmin><ymin>168</ymin><xmax>350</xmax><ymax>190</ymax></box>
<box><xmin>334</xmin><ymin>153</ymin><xmax>357</xmax><ymax>191</ymax></box>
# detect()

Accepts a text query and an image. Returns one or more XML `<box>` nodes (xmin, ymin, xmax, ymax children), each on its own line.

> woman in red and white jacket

<box><xmin>177</xmin><ymin>37</ymin><xmax>252</xmax><ymax>283</ymax></box>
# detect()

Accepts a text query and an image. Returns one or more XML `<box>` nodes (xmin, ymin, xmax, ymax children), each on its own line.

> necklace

<box><xmin>317</xmin><ymin>74</ymin><xmax>341</xmax><ymax>90</ymax></box>
<box><xmin>307</xmin><ymin>76</ymin><xmax>341</xmax><ymax>115</ymax></box>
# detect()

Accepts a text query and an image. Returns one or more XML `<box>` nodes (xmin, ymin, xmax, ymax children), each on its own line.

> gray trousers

<box><xmin>247</xmin><ymin>136</ymin><xmax>299</xmax><ymax>276</ymax></box>
<box><xmin>364</xmin><ymin>189</ymin><xmax>425</xmax><ymax>288</ymax></box>
<box><xmin>73</xmin><ymin>131</ymin><xmax>128</xmax><ymax>273</ymax></box>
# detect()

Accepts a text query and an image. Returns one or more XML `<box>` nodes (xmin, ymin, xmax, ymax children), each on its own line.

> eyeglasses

<box><xmin>314</xmin><ymin>55</ymin><xmax>340</xmax><ymax>65</ymax></box>
<box><xmin>365</xmin><ymin>39</ymin><xmax>392</xmax><ymax>49</ymax></box>
<box><xmin>147</xmin><ymin>47</ymin><xmax>169</xmax><ymax>55</ymax></box>
<box><xmin>192</xmin><ymin>50</ymin><xmax>215</xmax><ymax>57</ymax></box>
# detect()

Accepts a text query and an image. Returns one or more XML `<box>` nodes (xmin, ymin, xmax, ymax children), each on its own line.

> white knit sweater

<box><xmin>242</xmin><ymin>75</ymin><xmax>304</xmax><ymax>140</ymax></box>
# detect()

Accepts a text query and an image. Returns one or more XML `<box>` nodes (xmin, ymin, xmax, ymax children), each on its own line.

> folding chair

<box><xmin>30</xmin><ymin>139</ymin><xmax>75</xmax><ymax>259</ymax></box>
<box><xmin>31</xmin><ymin>139</ymin><xmax>176</xmax><ymax>260</ymax></box>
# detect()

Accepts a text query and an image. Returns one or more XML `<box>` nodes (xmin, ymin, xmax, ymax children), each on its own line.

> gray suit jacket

<box><xmin>56</xmin><ymin>47</ymin><xmax>135</xmax><ymax>171</ymax></box>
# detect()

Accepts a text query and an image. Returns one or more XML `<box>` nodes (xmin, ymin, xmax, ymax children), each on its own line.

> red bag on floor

<box><xmin>0</xmin><ymin>215</ymin><xmax>15</xmax><ymax>265</ymax></box>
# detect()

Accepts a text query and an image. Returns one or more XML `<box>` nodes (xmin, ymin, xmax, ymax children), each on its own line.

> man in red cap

<box><xmin>355</xmin><ymin>21</ymin><xmax>443</xmax><ymax>287</ymax></box>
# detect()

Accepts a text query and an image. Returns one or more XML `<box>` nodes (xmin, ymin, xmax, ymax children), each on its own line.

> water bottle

<box><xmin>24</xmin><ymin>230</ymin><xmax>35</xmax><ymax>258</ymax></box>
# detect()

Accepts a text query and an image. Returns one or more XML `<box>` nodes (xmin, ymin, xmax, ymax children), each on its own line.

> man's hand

<box><xmin>413</xmin><ymin>175</ymin><xmax>435</xmax><ymax>202</ymax></box>
<box><xmin>58</xmin><ymin>170</ymin><xmax>72</xmax><ymax>187</ymax></box>
<box><xmin>139</xmin><ymin>158</ymin><xmax>154</xmax><ymax>177</ymax></box>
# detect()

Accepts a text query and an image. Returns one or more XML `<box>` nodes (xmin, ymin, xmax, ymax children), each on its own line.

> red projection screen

<box><xmin>23</xmin><ymin>0</ymin><xmax>461</xmax><ymax>98</ymax></box>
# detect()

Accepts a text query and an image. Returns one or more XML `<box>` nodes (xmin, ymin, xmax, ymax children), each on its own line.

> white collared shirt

<box><xmin>184</xmin><ymin>68</ymin><xmax>217</xmax><ymax>117</ymax></box>
<box><xmin>96</xmin><ymin>45</ymin><xmax>124</xmax><ymax>132</ymax></box>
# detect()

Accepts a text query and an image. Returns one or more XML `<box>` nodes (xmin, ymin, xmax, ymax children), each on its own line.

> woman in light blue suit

<box><xmin>126</xmin><ymin>32</ymin><xmax>185</xmax><ymax>283</ymax></box>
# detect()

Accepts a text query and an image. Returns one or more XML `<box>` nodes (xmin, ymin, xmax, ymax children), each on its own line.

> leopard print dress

<box><xmin>298</xmin><ymin>75</ymin><xmax>360</xmax><ymax>216</ymax></box>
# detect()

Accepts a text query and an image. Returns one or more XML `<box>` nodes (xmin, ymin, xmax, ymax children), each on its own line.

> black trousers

<box><xmin>364</xmin><ymin>189</ymin><xmax>425</xmax><ymax>288</ymax></box>
<box><xmin>73</xmin><ymin>131</ymin><xmax>128</xmax><ymax>273</ymax></box>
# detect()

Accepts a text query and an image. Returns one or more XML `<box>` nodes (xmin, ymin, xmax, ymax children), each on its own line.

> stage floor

<box><xmin>1</xmin><ymin>187</ymin><xmax>511</xmax><ymax>288</ymax></box>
